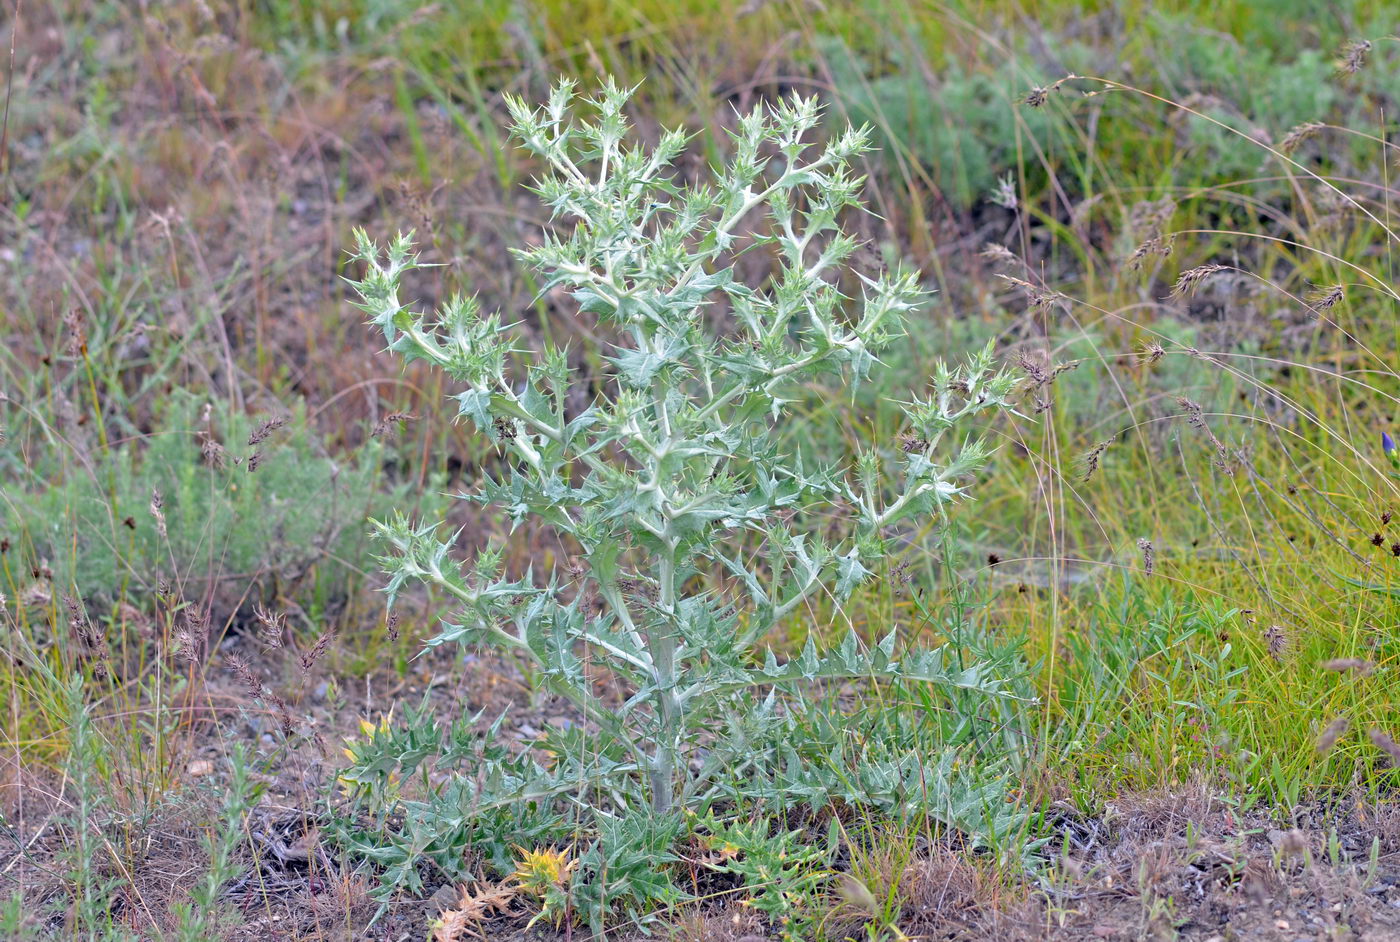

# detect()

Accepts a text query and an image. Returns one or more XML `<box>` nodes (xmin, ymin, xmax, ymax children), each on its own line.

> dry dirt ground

<box><xmin>220</xmin><ymin>792</ymin><xmax>1400</xmax><ymax>941</ymax></box>
<box><xmin>5</xmin><ymin>643</ymin><xmax>1398</xmax><ymax>941</ymax></box>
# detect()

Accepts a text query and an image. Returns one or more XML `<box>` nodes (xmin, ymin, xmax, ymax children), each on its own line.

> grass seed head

<box><xmin>1306</xmin><ymin>284</ymin><xmax>1344</xmax><ymax>314</ymax></box>
<box><xmin>1369</xmin><ymin>728</ymin><xmax>1400</xmax><ymax>766</ymax></box>
<box><xmin>1080</xmin><ymin>438</ymin><xmax>1114</xmax><ymax>482</ymax></box>
<box><xmin>149</xmin><ymin>488</ymin><xmax>167</xmax><ymax>539</ymax></box>
<box><xmin>1280</xmin><ymin>121</ymin><xmax>1325</xmax><ymax>153</ymax></box>
<box><xmin>1014</xmin><ymin>352</ymin><xmax>1049</xmax><ymax>386</ymax></box>
<box><xmin>1138</xmin><ymin>340</ymin><xmax>1166</xmax><ymax>364</ymax></box>
<box><xmin>1170</xmin><ymin>264</ymin><xmax>1228</xmax><ymax>299</ymax></box>
<box><xmin>1024</xmin><ymin>86</ymin><xmax>1051</xmax><ymax>107</ymax></box>
<box><xmin>1321</xmin><ymin>657</ymin><xmax>1374</xmax><ymax>675</ymax></box>
<box><xmin>254</xmin><ymin>604</ymin><xmax>286</xmax><ymax>649</ymax></box>
<box><xmin>247</xmin><ymin>415</ymin><xmax>287</xmax><ymax>446</ymax></box>
<box><xmin>980</xmin><ymin>242</ymin><xmax>1018</xmax><ymax>267</ymax></box>
<box><xmin>1339</xmin><ymin>40</ymin><xmax>1371</xmax><ymax>75</ymax></box>
<box><xmin>225</xmin><ymin>653</ymin><xmax>261</xmax><ymax>696</ymax></box>
<box><xmin>997</xmin><ymin>274</ymin><xmax>1066</xmax><ymax>310</ymax></box>
<box><xmin>1176</xmin><ymin>397</ymin><xmax>1232</xmax><ymax>472</ymax></box>
<box><xmin>1125</xmin><ymin>235</ymin><xmax>1174</xmax><ymax>271</ymax></box>
<box><xmin>299</xmin><ymin>628</ymin><xmax>336</xmax><ymax>675</ymax></box>
<box><xmin>200</xmin><ymin>435</ymin><xmax>227</xmax><ymax>469</ymax></box>
<box><xmin>1137</xmin><ymin>538</ymin><xmax>1155</xmax><ymax>576</ymax></box>
<box><xmin>371</xmin><ymin>411</ymin><xmax>417</xmax><ymax>439</ymax></box>
<box><xmin>1316</xmin><ymin>717</ymin><xmax>1349</xmax><ymax>754</ymax></box>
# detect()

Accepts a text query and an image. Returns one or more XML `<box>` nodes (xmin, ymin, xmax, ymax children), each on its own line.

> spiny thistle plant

<box><xmin>349</xmin><ymin>79</ymin><xmax>1022</xmax><ymax>819</ymax></box>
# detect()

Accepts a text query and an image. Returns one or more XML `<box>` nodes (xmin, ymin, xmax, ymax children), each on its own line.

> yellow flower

<box><xmin>337</xmin><ymin>710</ymin><xmax>397</xmax><ymax>797</ymax></box>
<box><xmin>341</xmin><ymin>710</ymin><xmax>395</xmax><ymax>762</ymax></box>
<box><xmin>511</xmin><ymin>845</ymin><xmax>574</xmax><ymax>894</ymax></box>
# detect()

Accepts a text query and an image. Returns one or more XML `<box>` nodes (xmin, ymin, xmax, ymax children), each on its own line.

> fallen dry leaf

<box><xmin>431</xmin><ymin>882</ymin><xmax>517</xmax><ymax>942</ymax></box>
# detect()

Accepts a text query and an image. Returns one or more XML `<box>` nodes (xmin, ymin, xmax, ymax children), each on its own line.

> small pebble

<box><xmin>429</xmin><ymin>884</ymin><xmax>459</xmax><ymax>914</ymax></box>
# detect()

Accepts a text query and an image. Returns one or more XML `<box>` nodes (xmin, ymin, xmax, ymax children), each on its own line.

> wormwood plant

<box><xmin>349</xmin><ymin>79</ymin><xmax>1020</xmax><ymax>831</ymax></box>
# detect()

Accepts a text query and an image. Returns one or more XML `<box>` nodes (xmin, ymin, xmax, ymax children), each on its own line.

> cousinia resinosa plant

<box><xmin>350</xmin><ymin>78</ymin><xmax>1024</xmax><ymax>816</ymax></box>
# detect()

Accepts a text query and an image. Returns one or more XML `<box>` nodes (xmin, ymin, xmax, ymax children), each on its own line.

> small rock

<box><xmin>186</xmin><ymin>759</ymin><xmax>214</xmax><ymax>777</ymax></box>
<box><xmin>428</xmin><ymin>884</ymin><xmax>460</xmax><ymax>914</ymax></box>
<box><xmin>1268</xmin><ymin>828</ymin><xmax>1307</xmax><ymax>857</ymax></box>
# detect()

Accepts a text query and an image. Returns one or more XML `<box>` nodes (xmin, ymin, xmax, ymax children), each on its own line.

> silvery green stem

<box><xmin>649</xmin><ymin>546</ymin><xmax>681</xmax><ymax>814</ymax></box>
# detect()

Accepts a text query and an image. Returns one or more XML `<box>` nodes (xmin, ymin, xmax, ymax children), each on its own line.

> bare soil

<box><xmin>8</xmin><ymin>638</ymin><xmax>1396</xmax><ymax>941</ymax></box>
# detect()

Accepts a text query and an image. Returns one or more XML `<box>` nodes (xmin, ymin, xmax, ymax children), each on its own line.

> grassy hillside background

<box><xmin>3</xmin><ymin>1</ymin><xmax>1400</xmax><ymax>938</ymax></box>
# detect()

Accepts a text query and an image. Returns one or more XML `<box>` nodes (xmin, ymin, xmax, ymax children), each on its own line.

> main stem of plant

<box><xmin>649</xmin><ymin>547</ymin><xmax>680</xmax><ymax>815</ymax></box>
